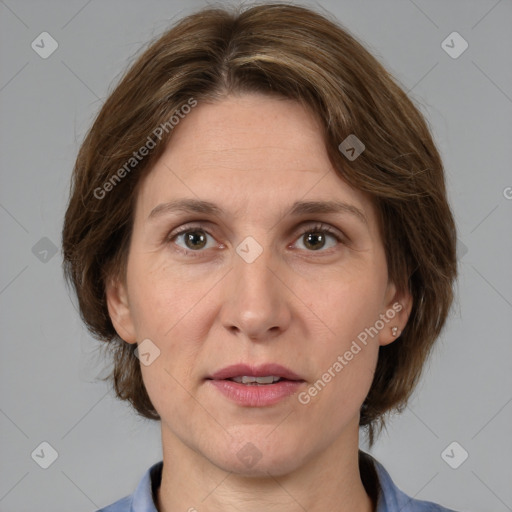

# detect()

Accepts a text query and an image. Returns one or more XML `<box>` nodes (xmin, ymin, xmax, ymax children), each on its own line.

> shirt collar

<box><xmin>130</xmin><ymin>460</ymin><xmax>161</xmax><ymax>512</ymax></box>
<box><xmin>128</xmin><ymin>451</ymin><xmax>436</xmax><ymax>512</ymax></box>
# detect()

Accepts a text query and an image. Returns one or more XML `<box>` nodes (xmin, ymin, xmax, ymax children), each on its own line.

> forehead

<box><xmin>163</xmin><ymin>93</ymin><xmax>328</xmax><ymax>174</ymax></box>
<box><xmin>134</xmin><ymin>93</ymin><xmax>374</xmax><ymax>224</ymax></box>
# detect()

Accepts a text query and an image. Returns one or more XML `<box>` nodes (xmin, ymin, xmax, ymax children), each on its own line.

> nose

<box><xmin>219</xmin><ymin>243</ymin><xmax>292</xmax><ymax>341</ymax></box>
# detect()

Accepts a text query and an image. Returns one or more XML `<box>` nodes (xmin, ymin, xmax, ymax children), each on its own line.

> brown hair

<box><xmin>61</xmin><ymin>3</ymin><xmax>457</xmax><ymax>445</ymax></box>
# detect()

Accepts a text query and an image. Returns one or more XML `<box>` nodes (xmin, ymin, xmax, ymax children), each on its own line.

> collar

<box><xmin>117</xmin><ymin>451</ymin><xmax>454</xmax><ymax>512</ymax></box>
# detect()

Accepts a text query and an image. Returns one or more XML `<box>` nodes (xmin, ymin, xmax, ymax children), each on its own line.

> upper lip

<box><xmin>208</xmin><ymin>363</ymin><xmax>304</xmax><ymax>381</ymax></box>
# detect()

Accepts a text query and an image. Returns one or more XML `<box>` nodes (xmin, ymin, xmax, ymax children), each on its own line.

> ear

<box><xmin>378</xmin><ymin>281</ymin><xmax>413</xmax><ymax>347</ymax></box>
<box><xmin>105</xmin><ymin>276</ymin><xmax>137</xmax><ymax>344</ymax></box>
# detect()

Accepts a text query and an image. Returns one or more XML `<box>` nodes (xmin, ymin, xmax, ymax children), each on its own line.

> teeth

<box><xmin>231</xmin><ymin>376</ymin><xmax>281</xmax><ymax>384</ymax></box>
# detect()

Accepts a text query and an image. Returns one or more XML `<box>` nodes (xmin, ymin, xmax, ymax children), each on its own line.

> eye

<box><xmin>166</xmin><ymin>222</ymin><xmax>345</xmax><ymax>256</ymax></box>
<box><xmin>171</xmin><ymin>227</ymin><xmax>217</xmax><ymax>252</ymax></box>
<box><xmin>293</xmin><ymin>224</ymin><xmax>343</xmax><ymax>252</ymax></box>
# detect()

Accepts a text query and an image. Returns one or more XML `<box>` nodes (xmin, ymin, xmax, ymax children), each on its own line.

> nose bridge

<box><xmin>235</xmin><ymin>240</ymin><xmax>274</xmax><ymax>295</ymax></box>
<box><xmin>221</xmin><ymin>235</ymin><xmax>290</xmax><ymax>338</ymax></box>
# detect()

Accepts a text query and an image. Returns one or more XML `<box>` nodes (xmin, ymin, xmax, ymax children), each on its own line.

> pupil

<box><xmin>305</xmin><ymin>232</ymin><xmax>324</xmax><ymax>250</ymax></box>
<box><xmin>185</xmin><ymin>231</ymin><xmax>207</xmax><ymax>249</ymax></box>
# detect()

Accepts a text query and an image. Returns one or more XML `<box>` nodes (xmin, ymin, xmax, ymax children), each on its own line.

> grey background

<box><xmin>1</xmin><ymin>0</ymin><xmax>511</xmax><ymax>510</ymax></box>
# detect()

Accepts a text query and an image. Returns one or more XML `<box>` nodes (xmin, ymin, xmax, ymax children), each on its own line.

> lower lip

<box><xmin>208</xmin><ymin>379</ymin><xmax>304</xmax><ymax>406</ymax></box>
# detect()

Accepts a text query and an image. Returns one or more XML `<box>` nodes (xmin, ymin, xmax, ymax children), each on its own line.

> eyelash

<box><xmin>165</xmin><ymin>223</ymin><xmax>346</xmax><ymax>257</ymax></box>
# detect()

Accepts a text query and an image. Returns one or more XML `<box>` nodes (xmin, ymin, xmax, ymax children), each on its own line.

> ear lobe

<box><xmin>379</xmin><ymin>284</ymin><xmax>413</xmax><ymax>347</ymax></box>
<box><xmin>105</xmin><ymin>276</ymin><xmax>137</xmax><ymax>344</ymax></box>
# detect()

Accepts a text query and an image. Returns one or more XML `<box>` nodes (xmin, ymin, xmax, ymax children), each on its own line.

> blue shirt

<box><xmin>97</xmin><ymin>451</ymin><xmax>458</xmax><ymax>511</ymax></box>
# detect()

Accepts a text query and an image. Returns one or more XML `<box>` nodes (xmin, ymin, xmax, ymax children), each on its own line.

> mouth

<box><xmin>206</xmin><ymin>363</ymin><xmax>304</xmax><ymax>383</ymax></box>
<box><xmin>228</xmin><ymin>375</ymin><xmax>285</xmax><ymax>385</ymax></box>
<box><xmin>206</xmin><ymin>363</ymin><xmax>305</xmax><ymax>406</ymax></box>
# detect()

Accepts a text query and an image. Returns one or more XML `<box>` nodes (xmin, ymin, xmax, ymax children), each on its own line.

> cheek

<box><xmin>297</xmin><ymin>319</ymin><xmax>379</xmax><ymax>440</ymax></box>
<box><xmin>300</xmin><ymin>259</ymin><xmax>387</xmax><ymax>346</ymax></box>
<box><xmin>293</xmin><ymin>260</ymin><xmax>385</xmax><ymax>415</ymax></box>
<box><xmin>127</xmin><ymin>256</ymin><xmax>211</xmax><ymax>339</ymax></box>
<box><xmin>127</xmin><ymin>258</ymin><xmax>214</xmax><ymax>393</ymax></box>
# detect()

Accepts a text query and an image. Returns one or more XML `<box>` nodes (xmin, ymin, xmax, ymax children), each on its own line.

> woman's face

<box><xmin>107</xmin><ymin>93</ymin><xmax>409</xmax><ymax>476</ymax></box>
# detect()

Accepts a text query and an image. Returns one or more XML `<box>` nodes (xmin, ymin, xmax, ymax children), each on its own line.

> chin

<box><xmin>216</xmin><ymin>453</ymin><xmax>305</xmax><ymax>478</ymax></box>
<box><xmin>207</xmin><ymin>433</ymin><xmax>310</xmax><ymax>477</ymax></box>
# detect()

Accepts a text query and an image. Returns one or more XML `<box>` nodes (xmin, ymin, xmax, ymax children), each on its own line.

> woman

<box><xmin>62</xmin><ymin>4</ymin><xmax>458</xmax><ymax>511</ymax></box>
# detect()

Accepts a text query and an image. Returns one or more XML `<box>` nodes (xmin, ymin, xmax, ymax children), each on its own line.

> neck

<box><xmin>156</xmin><ymin>422</ymin><xmax>375</xmax><ymax>512</ymax></box>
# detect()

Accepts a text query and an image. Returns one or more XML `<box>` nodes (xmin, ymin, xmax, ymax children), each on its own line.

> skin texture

<box><xmin>106</xmin><ymin>93</ymin><xmax>412</xmax><ymax>512</ymax></box>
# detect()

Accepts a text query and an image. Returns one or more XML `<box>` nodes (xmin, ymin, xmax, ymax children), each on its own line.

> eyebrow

<box><xmin>148</xmin><ymin>198</ymin><xmax>367</xmax><ymax>225</ymax></box>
